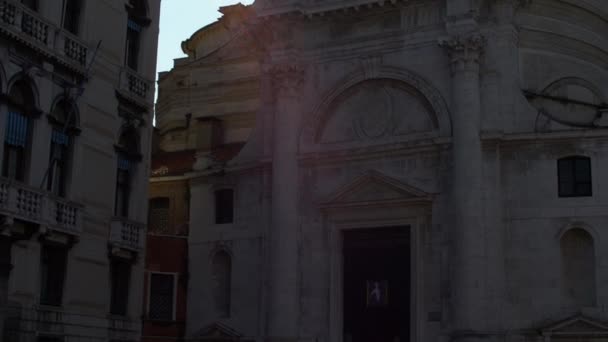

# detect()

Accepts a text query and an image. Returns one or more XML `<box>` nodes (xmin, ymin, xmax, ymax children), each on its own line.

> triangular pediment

<box><xmin>541</xmin><ymin>315</ymin><xmax>608</xmax><ymax>336</ymax></box>
<box><xmin>321</xmin><ymin>170</ymin><xmax>432</xmax><ymax>208</ymax></box>
<box><xmin>193</xmin><ymin>322</ymin><xmax>243</xmax><ymax>340</ymax></box>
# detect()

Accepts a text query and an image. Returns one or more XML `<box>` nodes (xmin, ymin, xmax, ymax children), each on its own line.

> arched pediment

<box><xmin>320</xmin><ymin>170</ymin><xmax>432</xmax><ymax>209</ymax></box>
<box><xmin>300</xmin><ymin>66</ymin><xmax>451</xmax><ymax>152</ymax></box>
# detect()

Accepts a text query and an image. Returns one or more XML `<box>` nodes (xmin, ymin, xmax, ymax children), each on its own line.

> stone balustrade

<box><xmin>0</xmin><ymin>0</ymin><xmax>88</xmax><ymax>72</ymax></box>
<box><xmin>109</xmin><ymin>218</ymin><xmax>145</xmax><ymax>251</ymax></box>
<box><xmin>119</xmin><ymin>67</ymin><xmax>153</xmax><ymax>104</ymax></box>
<box><xmin>3</xmin><ymin>305</ymin><xmax>139</xmax><ymax>340</ymax></box>
<box><xmin>0</xmin><ymin>177</ymin><xmax>83</xmax><ymax>236</ymax></box>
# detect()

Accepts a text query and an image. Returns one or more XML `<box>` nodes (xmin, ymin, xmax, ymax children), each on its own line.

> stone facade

<box><xmin>0</xmin><ymin>0</ymin><xmax>159</xmax><ymax>341</ymax></box>
<box><xmin>154</xmin><ymin>1</ymin><xmax>608</xmax><ymax>342</ymax></box>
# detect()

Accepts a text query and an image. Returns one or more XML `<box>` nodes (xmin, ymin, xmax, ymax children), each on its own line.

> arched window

<box><xmin>115</xmin><ymin>127</ymin><xmax>140</xmax><ymax>217</ymax></box>
<box><xmin>47</xmin><ymin>99</ymin><xmax>77</xmax><ymax>197</ymax></box>
<box><xmin>561</xmin><ymin>228</ymin><xmax>596</xmax><ymax>307</ymax></box>
<box><xmin>125</xmin><ymin>0</ymin><xmax>148</xmax><ymax>71</ymax></box>
<box><xmin>211</xmin><ymin>250</ymin><xmax>231</xmax><ymax>318</ymax></box>
<box><xmin>148</xmin><ymin>197</ymin><xmax>170</xmax><ymax>234</ymax></box>
<box><xmin>3</xmin><ymin>79</ymin><xmax>35</xmax><ymax>181</ymax></box>
<box><xmin>558</xmin><ymin>156</ymin><xmax>592</xmax><ymax>197</ymax></box>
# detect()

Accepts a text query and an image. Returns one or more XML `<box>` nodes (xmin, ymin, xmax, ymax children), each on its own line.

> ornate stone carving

<box><xmin>438</xmin><ymin>34</ymin><xmax>486</xmax><ymax>73</ymax></box>
<box><xmin>267</xmin><ymin>62</ymin><xmax>306</xmax><ymax>96</ymax></box>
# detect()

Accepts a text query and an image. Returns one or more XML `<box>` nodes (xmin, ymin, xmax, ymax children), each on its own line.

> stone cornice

<box><xmin>438</xmin><ymin>33</ymin><xmax>486</xmax><ymax>73</ymax></box>
<box><xmin>256</xmin><ymin>0</ymin><xmax>405</xmax><ymax>18</ymax></box>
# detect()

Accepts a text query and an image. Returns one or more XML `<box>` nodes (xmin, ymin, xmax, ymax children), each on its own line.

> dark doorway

<box><xmin>343</xmin><ymin>227</ymin><xmax>410</xmax><ymax>342</ymax></box>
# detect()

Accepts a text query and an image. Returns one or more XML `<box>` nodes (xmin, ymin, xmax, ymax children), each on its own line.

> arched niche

<box><xmin>211</xmin><ymin>250</ymin><xmax>232</xmax><ymax>318</ymax></box>
<box><xmin>299</xmin><ymin>67</ymin><xmax>450</xmax><ymax>153</ymax></box>
<box><xmin>560</xmin><ymin>227</ymin><xmax>596</xmax><ymax>308</ymax></box>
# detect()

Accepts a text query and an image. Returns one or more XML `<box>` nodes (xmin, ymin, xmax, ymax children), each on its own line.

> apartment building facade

<box><xmin>0</xmin><ymin>0</ymin><xmax>160</xmax><ymax>341</ymax></box>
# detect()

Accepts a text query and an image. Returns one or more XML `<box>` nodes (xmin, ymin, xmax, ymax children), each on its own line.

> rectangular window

<box><xmin>558</xmin><ymin>156</ymin><xmax>592</xmax><ymax>197</ymax></box>
<box><xmin>110</xmin><ymin>259</ymin><xmax>131</xmax><ymax>316</ymax></box>
<box><xmin>214</xmin><ymin>189</ymin><xmax>234</xmax><ymax>224</ymax></box>
<box><xmin>62</xmin><ymin>0</ymin><xmax>82</xmax><ymax>35</ymax></box>
<box><xmin>115</xmin><ymin>156</ymin><xmax>131</xmax><ymax>217</ymax></box>
<box><xmin>148</xmin><ymin>198</ymin><xmax>170</xmax><ymax>234</ymax></box>
<box><xmin>125</xmin><ymin>21</ymin><xmax>141</xmax><ymax>71</ymax></box>
<box><xmin>40</xmin><ymin>245</ymin><xmax>68</xmax><ymax>306</ymax></box>
<box><xmin>149</xmin><ymin>273</ymin><xmax>175</xmax><ymax>321</ymax></box>
<box><xmin>37</xmin><ymin>337</ymin><xmax>62</xmax><ymax>342</ymax></box>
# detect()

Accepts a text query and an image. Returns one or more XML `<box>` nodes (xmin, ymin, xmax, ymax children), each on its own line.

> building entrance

<box><xmin>343</xmin><ymin>227</ymin><xmax>410</xmax><ymax>342</ymax></box>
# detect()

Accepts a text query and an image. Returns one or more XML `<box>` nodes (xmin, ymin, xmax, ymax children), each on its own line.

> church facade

<box><xmin>152</xmin><ymin>1</ymin><xmax>608</xmax><ymax>342</ymax></box>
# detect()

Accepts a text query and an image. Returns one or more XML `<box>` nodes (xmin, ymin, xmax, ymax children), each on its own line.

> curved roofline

<box><xmin>180</xmin><ymin>3</ymin><xmax>252</xmax><ymax>57</ymax></box>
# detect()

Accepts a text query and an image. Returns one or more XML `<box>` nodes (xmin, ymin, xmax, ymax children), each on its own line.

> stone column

<box><xmin>440</xmin><ymin>34</ymin><xmax>486</xmax><ymax>335</ymax></box>
<box><xmin>266</xmin><ymin>62</ymin><xmax>305</xmax><ymax>341</ymax></box>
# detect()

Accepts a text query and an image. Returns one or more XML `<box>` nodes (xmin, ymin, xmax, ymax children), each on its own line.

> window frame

<box><xmin>146</xmin><ymin>272</ymin><xmax>177</xmax><ymax>322</ymax></box>
<box><xmin>61</xmin><ymin>0</ymin><xmax>82</xmax><ymax>35</ymax></box>
<box><xmin>39</xmin><ymin>244</ymin><xmax>68</xmax><ymax>307</ymax></box>
<box><xmin>210</xmin><ymin>250</ymin><xmax>232</xmax><ymax>318</ymax></box>
<box><xmin>214</xmin><ymin>188</ymin><xmax>234</xmax><ymax>225</ymax></box>
<box><xmin>114</xmin><ymin>127</ymin><xmax>141</xmax><ymax>218</ymax></box>
<box><xmin>47</xmin><ymin>99</ymin><xmax>78</xmax><ymax>198</ymax></box>
<box><xmin>148</xmin><ymin>197</ymin><xmax>171</xmax><ymax>235</ymax></box>
<box><xmin>109</xmin><ymin>258</ymin><xmax>131</xmax><ymax>316</ymax></box>
<box><xmin>3</xmin><ymin>79</ymin><xmax>37</xmax><ymax>182</ymax></box>
<box><xmin>558</xmin><ymin>156</ymin><xmax>592</xmax><ymax>198</ymax></box>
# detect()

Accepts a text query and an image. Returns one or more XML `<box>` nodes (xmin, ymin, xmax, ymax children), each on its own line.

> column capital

<box><xmin>439</xmin><ymin>34</ymin><xmax>486</xmax><ymax>74</ymax></box>
<box><xmin>265</xmin><ymin>62</ymin><xmax>306</xmax><ymax>96</ymax></box>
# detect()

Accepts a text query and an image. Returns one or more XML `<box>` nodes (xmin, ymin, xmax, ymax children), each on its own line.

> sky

<box><xmin>156</xmin><ymin>0</ymin><xmax>255</xmax><ymax>76</ymax></box>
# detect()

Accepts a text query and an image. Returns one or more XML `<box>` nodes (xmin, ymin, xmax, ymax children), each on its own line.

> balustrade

<box><xmin>109</xmin><ymin>218</ymin><xmax>145</xmax><ymax>251</ymax></box>
<box><xmin>0</xmin><ymin>0</ymin><xmax>88</xmax><ymax>70</ymax></box>
<box><xmin>119</xmin><ymin>67</ymin><xmax>153</xmax><ymax>103</ymax></box>
<box><xmin>0</xmin><ymin>177</ymin><xmax>83</xmax><ymax>236</ymax></box>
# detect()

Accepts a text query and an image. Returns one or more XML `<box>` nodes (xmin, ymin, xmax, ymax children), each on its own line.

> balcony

<box><xmin>0</xmin><ymin>0</ymin><xmax>88</xmax><ymax>73</ymax></box>
<box><xmin>109</xmin><ymin>218</ymin><xmax>145</xmax><ymax>252</ymax></box>
<box><xmin>118</xmin><ymin>67</ymin><xmax>154</xmax><ymax>107</ymax></box>
<box><xmin>0</xmin><ymin>177</ymin><xmax>83</xmax><ymax>236</ymax></box>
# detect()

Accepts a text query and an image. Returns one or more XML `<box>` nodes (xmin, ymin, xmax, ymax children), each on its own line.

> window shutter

<box><xmin>117</xmin><ymin>154</ymin><xmax>132</xmax><ymax>171</ymax></box>
<box><xmin>5</xmin><ymin>111</ymin><xmax>29</xmax><ymax>147</ymax></box>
